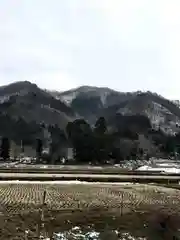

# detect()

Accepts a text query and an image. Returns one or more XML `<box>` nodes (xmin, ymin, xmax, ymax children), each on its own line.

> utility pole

<box><xmin>20</xmin><ymin>140</ymin><xmax>24</xmax><ymax>160</ymax></box>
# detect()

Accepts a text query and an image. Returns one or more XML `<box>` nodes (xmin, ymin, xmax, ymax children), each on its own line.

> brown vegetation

<box><xmin>0</xmin><ymin>183</ymin><xmax>179</xmax><ymax>239</ymax></box>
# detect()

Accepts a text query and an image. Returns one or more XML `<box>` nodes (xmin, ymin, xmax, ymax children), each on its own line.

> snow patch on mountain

<box><xmin>173</xmin><ymin>100</ymin><xmax>180</xmax><ymax>108</ymax></box>
<box><xmin>52</xmin><ymin>86</ymin><xmax>116</xmax><ymax>106</ymax></box>
<box><xmin>117</xmin><ymin>100</ymin><xmax>180</xmax><ymax>135</ymax></box>
<box><xmin>145</xmin><ymin>102</ymin><xmax>180</xmax><ymax>134</ymax></box>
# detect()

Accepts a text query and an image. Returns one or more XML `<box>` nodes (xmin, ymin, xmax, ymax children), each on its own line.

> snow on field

<box><xmin>53</xmin><ymin>228</ymin><xmax>147</xmax><ymax>240</ymax></box>
<box><xmin>0</xmin><ymin>180</ymin><xmax>134</xmax><ymax>185</ymax></box>
<box><xmin>137</xmin><ymin>165</ymin><xmax>150</xmax><ymax>171</ymax></box>
<box><xmin>137</xmin><ymin>165</ymin><xmax>180</xmax><ymax>173</ymax></box>
<box><xmin>157</xmin><ymin>163</ymin><xmax>179</xmax><ymax>167</ymax></box>
<box><xmin>137</xmin><ymin>159</ymin><xmax>180</xmax><ymax>173</ymax></box>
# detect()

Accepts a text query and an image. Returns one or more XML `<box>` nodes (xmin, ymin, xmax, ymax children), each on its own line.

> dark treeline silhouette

<box><xmin>66</xmin><ymin>115</ymin><xmax>180</xmax><ymax>164</ymax></box>
<box><xmin>66</xmin><ymin>116</ymin><xmax>138</xmax><ymax>163</ymax></box>
<box><xmin>0</xmin><ymin>137</ymin><xmax>10</xmax><ymax>160</ymax></box>
<box><xmin>36</xmin><ymin>138</ymin><xmax>43</xmax><ymax>161</ymax></box>
<box><xmin>0</xmin><ymin>114</ymin><xmax>180</xmax><ymax>164</ymax></box>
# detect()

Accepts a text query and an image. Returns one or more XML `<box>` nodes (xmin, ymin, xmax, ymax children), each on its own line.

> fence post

<box><xmin>120</xmin><ymin>192</ymin><xmax>124</xmax><ymax>216</ymax></box>
<box><xmin>41</xmin><ymin>190</ymin><xmax>46</xmax><ymax>228</ymax></box>
<box><xmin>37</xmin><ymin>190</ymin><xmax>47</xmax><ymax>239</ymax></box>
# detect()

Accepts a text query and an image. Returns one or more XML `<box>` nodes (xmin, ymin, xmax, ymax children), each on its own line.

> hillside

<box><xmin>103</xmin><ymin>93</ymin><xmax>180</xmax><ymax>135</ymax></box>
<box><xmin>0</xmin><ymin>81</ymin><xmax>77</xmax><ymax>146</ymax></box>
<box><xmin>52</xmin><ymin>85</ymin><xmax>138</xmax><ymax>107</ymax></box>
<box><xmin>0</xmin><ymin>81</ymin><xmax>180</xmax><ymax>154</ymax></box>
<box><xmin>56</xmin><ymin>86</ymin><xmax>180</xmax><ymax>135</ymax></box>
<box><xmin>51</xmin><ymin>86</ymin><xmax>139</xmax><ymax>124</ymax></box>
<box><xmin>49</xmin><ymin>86</ymin><xmax>116</xmax><ymax>105</ymax></box>
<box><xmin>0</xmin><ymin>81</ymin><xmax>76</xmax><ymax>124</ymax></box>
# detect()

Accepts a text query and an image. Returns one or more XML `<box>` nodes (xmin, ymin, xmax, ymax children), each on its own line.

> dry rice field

<box><xmin>0</xmin><ymin>182</ymin><xmax>180</xmax><ymax>239</ymax></box>
<box><xmin>0</xmin><ymin>183</ymin><xmax>179</xmax><ymax>214</ymax></box>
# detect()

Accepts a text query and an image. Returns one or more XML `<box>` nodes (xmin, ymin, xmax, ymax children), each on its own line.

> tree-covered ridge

<box><xmin>1</xmin><ymin>114</ymin><xmax>180</xmax><ymax>163</ymax></box>
<box><xmin>66</xmin><ymin>115</ymin><xmax>180</xmax><ymax>164</ymax></box>
<box><xmin>0</xmin><ymin>81</ymin><xmax>180</xmax><ymax>163</ymax></box>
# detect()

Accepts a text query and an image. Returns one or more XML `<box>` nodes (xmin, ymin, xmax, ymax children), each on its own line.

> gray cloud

<box><xmin>0</xmin><ymin>0</ymin><xmax>180</xmax><ymax>98</ymax></box>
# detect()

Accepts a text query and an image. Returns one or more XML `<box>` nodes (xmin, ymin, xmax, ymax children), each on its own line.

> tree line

<box><xmin>66</xmin><ymin>116</ymin><xmax>141</xmax><ymax>164</ymax></box>
<box><xmin>0</xmin><ymin>137</ymin><xmax>43</xmax><ymax>161</ymax></box>
<box><xmin>66</xmin><ymin>116</ymin><xmax>180</xmax><ymax>163</ymax></box>
<box><xmin>0</xmin><ymin>116</ymin><xmax>131</xmax><ymax>163</ymax></box>
<box><xmin>1</xmin><ymin>115</ymin><xmax>180</xmax><ymax>163</ymax></box>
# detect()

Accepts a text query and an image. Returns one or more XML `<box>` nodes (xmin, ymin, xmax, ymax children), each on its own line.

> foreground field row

<box><xmin>0</xmin><ymin>183</ymin><xmax>180</xmax><ymax>239</ymax></box>
<box><xmin>0</xmin><ymin>183</ymin><xmax>179</xmax><ymax>215</ymax></box>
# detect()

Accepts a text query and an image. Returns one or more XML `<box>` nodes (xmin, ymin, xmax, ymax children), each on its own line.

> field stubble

<box><xmin>0</xmin><ymin>183</ymin><xmax>180</xmax><ymax>239</ymax></box>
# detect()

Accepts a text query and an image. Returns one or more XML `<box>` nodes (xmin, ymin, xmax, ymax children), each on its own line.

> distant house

<box><xmin>66</xmin><ymin>147</ymin><xmax>73</xmax><ymax>160</ymax></box>
<box><xmin>58</xmin><ymin>147</ymin><xmax>74</xmax><ymax>164</ymax></box>
<box><xmin>10</xmin><ymin>141</ymin><xmax>21</xmax><ymax>159</ymax></box>
<box><xmin>55</xmin><ymin>147</ymin><xmax>74</xmax><ymax>160</ymax></box>
<box><xmin>10</xmin><ymin>141</ymin><xmax>36</xmax><ymax>159</ymax></box>
<box><xmin>23</xmin><ymin>145</ymin><xmax>36</xmax><ymax>158</ymax></box>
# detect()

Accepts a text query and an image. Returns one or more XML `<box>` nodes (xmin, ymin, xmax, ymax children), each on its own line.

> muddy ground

<box><xmin>0</xmin><ymin>183</ymin><xmax>179</xmax><ymax>239</ymax></box>
<box><xmin>1</xmin><ymin>208</ymin><xmax>180</xmax><ymax>239</ymax></box>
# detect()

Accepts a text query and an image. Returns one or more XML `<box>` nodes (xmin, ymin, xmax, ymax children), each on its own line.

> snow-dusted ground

<box><xmin>38</xmin><ymin>230</ymin><xmax>147</xmax><ymax>240</ymax></box>
<box><xmin>137</xmin><ymin>159</ymin><xmax>180</xmax><ymax>173</ymax></box>
<box><xmin>0</xmin><ymin>180</ymin><xmax>134</xmax><ymax>185</ymax></box>
<box><xmin>2</xmin><ymin>158</ymin><xmax>180</xmax><ymax>174</ymax></box>
<box><xmin>51</xmin><ymin>227</ymin><xmax>147</xmax><ymax>240</ymax></box>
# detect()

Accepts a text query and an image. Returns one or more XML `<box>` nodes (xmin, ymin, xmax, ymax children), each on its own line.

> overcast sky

<box><xmin>0</xmin><ymin>0</ymin><xmax>180</xmax><ymax>99</ymax></box>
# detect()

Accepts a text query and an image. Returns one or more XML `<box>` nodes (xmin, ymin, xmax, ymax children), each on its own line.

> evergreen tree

<box><xmin>0</xmin><ymin>137</ymin><xmax>10</xmax><ymax>161</ymax></box>
<box><xmin>21</xmin><ymin>140</ymin><xmax>24</xmax><ymax>154</ymax></box>
<box><xmin>94</xmin><ymin>117</ymin><xmax>109</xmax><ymax>164</ymax></box>
<box><xmin>36</xmin><ymin>138</ymin><xmax>43</xmax><ymax>161</ymax></box>
<box><xmin>94</xmin><ymin>117</ymin><xmax>107</xmax><ymax>135</ymax></box>
<box><xmin>66</xmin><ymin>119</ymin><xmax>95</xmax><ymax>163</ymax></box>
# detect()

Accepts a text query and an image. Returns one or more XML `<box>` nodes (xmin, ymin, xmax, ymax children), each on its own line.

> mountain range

<box><xmin>0</xmin><ymin>81</ymin><xmax>180</xmax><ymax>147</ymax></box>
<box><xmin>50</xmin><ymin>85</ymin><xmax>180</xmax><ymax>135</ymax></box>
